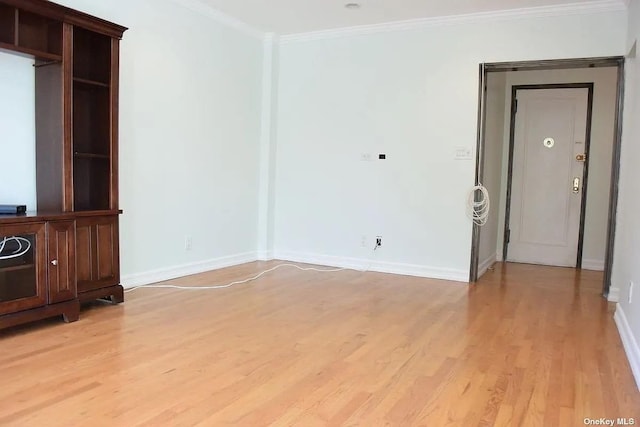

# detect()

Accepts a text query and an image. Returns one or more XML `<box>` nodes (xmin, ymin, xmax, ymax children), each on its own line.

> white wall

<box><xmin>273</xmin><ymin>11</ymin><xmax>627</xmax><ymax>280</ymax></box>
<box><xmin>613</xmin><ymin>0</ymin><xmax>640</xmax><ymax>389</ymax></box>
<box><xmin>0</xmin><ymin>54</ymin><xmax>36</xmax><ymax>211</ymax></box>
<box><xmin>493</xmin><ymin>67</ymin><xmax>619</xmax><ymax>270</ymax></box>
<box><xmin>0</xmin><ymin>0</ymin><xmax>265</xmax><ymax>283</ymax></box>
<box><xmin>478</xmin><ymin>72</ymin><xmax>506</xmax><ymax>277</ymax></box>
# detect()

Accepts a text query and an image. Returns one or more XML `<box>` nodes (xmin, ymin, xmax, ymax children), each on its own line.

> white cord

<box><xmin>0</xmin><ymin>236</ymin><xmax>32</xmax><ymax>260</ymax></box>
<box><xmin>467</xmin><ymin>184</ymin><xmax>490</xmax><ymax>226</ymax></box>
<box><xmin>125</xmin><ymin>244</ymin><xmax>379</xmax><ymax>294</ymax></box>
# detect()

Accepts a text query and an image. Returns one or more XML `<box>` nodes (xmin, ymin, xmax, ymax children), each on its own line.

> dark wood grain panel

<box><xmin>109</xmin><ymin>38</ymin><xmax>119</xmax><ymax>210</ymax></box>
<box><xmin>75</xmin><ymin>219</ymin><xmax>93</xmax><ymax>284</ymax></box>
<box><xmin>47</xmin><ymin>220</ymin><xmax>76</xmax><ymax>303</ymax></box>
<box><xmin>76</xmin><ymin>215</ymin><xmax>119</xmax><ymax>293</ymax></box>
<box><xmin>96</xmin><ymin>222</ymin><xmax>114</xmax><ymax>281</ymax></box>
<box><xmin>35</xmin><ymin>57</ymin><xmax>64</xmax><ymax>212</ymax></box>
<box><xmin>0</xmin><ymin>4</ymin><xmax>15</xmax><ymax>44</ymax></box>
<box><xmin>16</xmin><ymin>9</ymin><xmax>62</xmax><ymax>55</ymax></box>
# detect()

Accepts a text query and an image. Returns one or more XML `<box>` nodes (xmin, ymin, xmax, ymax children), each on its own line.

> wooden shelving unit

<box><xmin>0</xmin><ymin>0</ymin><xmax>126</xmax><ymax>330</ymax></box>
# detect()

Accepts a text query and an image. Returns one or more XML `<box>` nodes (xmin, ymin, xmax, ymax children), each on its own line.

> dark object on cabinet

<box><xmin>0</xmin><ymin>0</ymin><xmax>126</xmax><ymax>331</ymax></box>
<box><xmin>0</xmin><ymin>205</ymin><xmax>27</xmax><ymax>215</ymax></box>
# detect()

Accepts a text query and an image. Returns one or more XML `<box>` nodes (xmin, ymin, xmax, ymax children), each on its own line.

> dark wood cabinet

<box><xmin>76</xmin><ymin>215</ymin><xmax>121</xmax><ymax>302</ymax></box>
<box><xmin>0</xmin><ymin>0</ymin><xmax>126</xmax><ymax>330</ymax></box>
<box><xmin>47</xmin><ymin>220</ymin><xmax>76</xmax><ymax>304</ymax></box>
<box><xmin>0</xmin><ymin>219</ymin><xmax>80</xmax><ymax>329</ymax></box>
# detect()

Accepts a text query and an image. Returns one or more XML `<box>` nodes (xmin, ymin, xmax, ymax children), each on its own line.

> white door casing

<box><xmin>507</xmin><ymin>88</ymin><xmax>589</xmax><ymax>267</ymax></box>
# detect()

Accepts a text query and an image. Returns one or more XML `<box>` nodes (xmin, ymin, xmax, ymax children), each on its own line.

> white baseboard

<box><xmin>582</xmin><ymin>258</ymin><xmax>605</xmax><ymax>271</ymax></box>
<box><xmin>608</xmin><ymin>287</ymin><xmax>620</xmax><ymax>302</ymax></box>
<box><xmin>257</xmin><ymin>250</ymin><xmax>274</xmax><ymax>261</ymax></box>
<box><xmin>614</xmin><ymin>304</ymin><xmax>640</xmax><ymax>391</ymax></box>
<box><xmin>478</xmin><ymin>253</ymin><xmax>497</xmax><ymax>278</ymax></box>
<box><xmin>274</xmin><ymin>251</ymin><xmax>469</xmax><ymax>283</ymax></box>
<box><xmin>121</xmin><ymin>252</ymin><xmax>258</xmax><ymax>289</ymax></box>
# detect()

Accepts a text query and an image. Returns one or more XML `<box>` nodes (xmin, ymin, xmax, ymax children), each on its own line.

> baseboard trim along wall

<box><xmin>122</xmin><ymin>250</ymin><xmax>470</xmax><ymax>289</ymax></box>
<box><xmin>614</xmin><ymin>304</ymin><xmax>640</xmax><ymax>391</ymax></box>
<box><xmin>478</xmin><ymin>254</ymin><xmax>497</xmax><ymax>279</ymax></box>
<box><xmin>121</xmin><ymin>252</ymin><xmax>258</xmax><ymax>289</ymax></box>
<box><xmin>608</xmin><ymin>287</ymin><xmax>621</xmax><ymax>302</ymax></box>
<box><xmin>274</xmin><ymin>251</ymin><xmax>469</xmax><ymax>283</ymax></box>
<box><xmin>582</xmin><ymin>258</ymin><xmax>606</xmax><ymax>271</ymax></box>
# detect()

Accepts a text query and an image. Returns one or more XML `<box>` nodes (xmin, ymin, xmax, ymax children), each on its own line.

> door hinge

<box><xmin>513</xmin><ymin>99</ymin><xmax>518</xmax><ymax>114</ymax></box>
<box><xmin>506</xmin><ymin>229</ymin><xmax>511</xmax><ymax>243</ymax></box>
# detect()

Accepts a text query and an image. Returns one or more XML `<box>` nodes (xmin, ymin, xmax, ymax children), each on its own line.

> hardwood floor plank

<box><xmin>0</xmin><ymin>261</ymin><xmax>638</xmax><ymax>426</ymax></box>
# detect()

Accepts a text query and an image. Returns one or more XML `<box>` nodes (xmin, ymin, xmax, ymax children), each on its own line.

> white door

<box><xmin>507</xmin><ymin>88</ymin><xmax>589</xmax><ymax>267</ymax></box>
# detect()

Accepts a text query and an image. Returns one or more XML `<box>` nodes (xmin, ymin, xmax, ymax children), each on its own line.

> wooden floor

<box><xmin>0</xmin><ymin>262</ymin><xmax>638</xmax><ymax>426</ymax></box>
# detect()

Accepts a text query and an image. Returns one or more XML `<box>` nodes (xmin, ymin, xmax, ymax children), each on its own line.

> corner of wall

<box><xmin>257</xmin><ymin>33</ymin><xmax>280</xmax><ymax>255</ymax></box>
<box><xmin>121</xmin><ymin>252</ymin><xmax>259</xmax><ymax>289</ymax></box>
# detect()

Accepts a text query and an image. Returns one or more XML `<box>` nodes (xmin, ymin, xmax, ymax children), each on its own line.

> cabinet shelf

<box><xmin>74</xmin><ymin>152</ymin><xmax>110</xmax><ymax>160</ymax></box>
<box><xmin>73</xmin><ymin>27</ymin><xmax>111</xmax><ymax>84</ymax></box>
<box><xmin>17</xmin><ymin>10</ymin><xmax>62</xmax><ymax>57</ymax></box>
<box><xmin>0</xmin><ymin>41</ymin><xmax>62</xmax><ymax>61</ymax></box>
<box><xmin>73</xmin><ymin>77</ymin><xmax>109</xmax><ymax>88</ymax></box>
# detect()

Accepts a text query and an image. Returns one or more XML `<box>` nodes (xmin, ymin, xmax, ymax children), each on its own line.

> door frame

<box><xmin>502</xmin><ymin>83</ymin><xmax>594</xmax><ymax>267</ymax></box>
<box><xmin>469</xmin><ymin>56</ymin><xmax>625</xmax><ymax>300</ymax></box>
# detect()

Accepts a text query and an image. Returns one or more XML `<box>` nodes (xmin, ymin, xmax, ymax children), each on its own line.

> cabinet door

<box><xmin>0</xmin><ymin>223</ymin><xmax>47</xmax><ymax>315</ymax></box>
<box><xmin>47</xmin><ymin>220</ymin><xmax>76</xmax><ymax>303</ymax></box>
<box><xmin>76</xmin><ymin>216</ymin><xmax>119</xmax><ymax>293</ymax></box>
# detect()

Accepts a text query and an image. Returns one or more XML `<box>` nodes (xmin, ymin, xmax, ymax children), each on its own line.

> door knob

<box><xmin>573</xmin><ymin>177</ymin><xmax>580</xmax><ymax>194</ymax></box>
<box><xmin>51</xmin><ymin>259</ymin><xmax>58</xmax><ymax>266</ymax></box>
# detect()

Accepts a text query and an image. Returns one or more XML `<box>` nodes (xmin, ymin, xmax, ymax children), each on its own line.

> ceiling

<box><xmin>199</xmin><ymin>0</ymin><xmax>623</xmax><ymax>35</ymax></box>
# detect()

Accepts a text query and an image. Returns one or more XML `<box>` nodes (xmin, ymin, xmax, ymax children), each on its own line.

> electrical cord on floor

<box><xmin>124</xmin><ymin>243</ymin><xmax>379</xmax><ymax>294</ymax></box>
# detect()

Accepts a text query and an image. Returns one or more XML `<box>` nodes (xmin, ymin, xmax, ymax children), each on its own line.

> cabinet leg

<box><xmin>62</xmin><ymin>301</ymin><xmax>80</xmax><ymax>323</ymax></box>
<box><xmin>110</xmin><ymin>286</ymin><xmax>124</xmax><ymax>304</ymax></box>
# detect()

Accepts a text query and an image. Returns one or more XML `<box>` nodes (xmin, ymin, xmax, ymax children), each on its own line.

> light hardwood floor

<box><xmin>0</xmin><ymin>261</ymin><xmax>638</xmax><ymax>426</ymax></box>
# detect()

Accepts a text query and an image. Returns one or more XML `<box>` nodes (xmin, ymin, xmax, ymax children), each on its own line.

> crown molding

<box><xmin>280</xmin><ymin>0</ymin><xmax>627</xmax><ymax>43</ymax></box>
<box><xmin>168</xmin><ymin>0</ymin><xmax>265</xmax><ymax>39</ymax></box>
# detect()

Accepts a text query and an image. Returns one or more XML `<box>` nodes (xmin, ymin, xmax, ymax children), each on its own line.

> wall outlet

<box><xmin>629</xmin><ymin>281</ymin><xmax>634</xmax><ymax>304</ymax></box>
<box><xmin>185</xmin><ymin>235</ymin><xmax>193</xmax><ymax>251</ymax></box>
<box><xmin>454</xmin><ymin>146</ymin><xmax>474</xmax><ymax>160</ymax></box>
<box><xmin>376</xmin><ymin>236</ymin><xmax>382</xmax><ymax>247</ymax></box>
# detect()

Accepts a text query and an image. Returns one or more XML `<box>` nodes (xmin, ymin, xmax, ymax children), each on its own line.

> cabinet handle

<box><xmin>51</xmin><ymin>259</ymin><xmax>58</xmax><ymax>266</ymax></box>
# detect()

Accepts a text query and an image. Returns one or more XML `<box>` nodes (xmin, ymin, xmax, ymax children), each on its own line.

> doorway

<box><xmin>505</xmin><ymin>84</ymin><xmax>592</xmax><ymax>268</ymax></box>
<box><xmin>469</xmin><ymin>57</ymin><xmax>625</xmax><ymax>299</ymax></box>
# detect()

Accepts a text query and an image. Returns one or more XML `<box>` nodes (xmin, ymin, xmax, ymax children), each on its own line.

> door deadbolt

<box><xmin>573</xmin><ymin>177</ymin><xmax>581</xmax><ymax>194</ymax></box>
